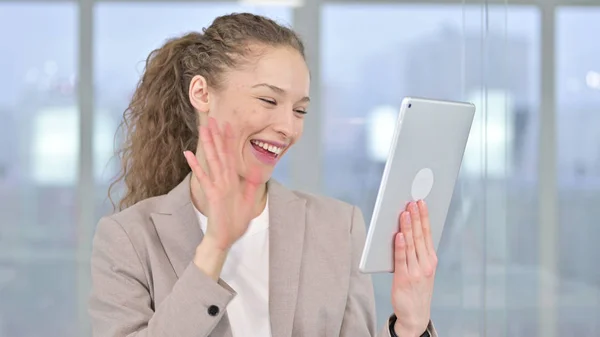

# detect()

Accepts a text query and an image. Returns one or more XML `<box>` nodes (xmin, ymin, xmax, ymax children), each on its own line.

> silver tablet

<box><xmin>359</xmin><ymin>97</ymin><xmax>475</xmax><ymax>274</ymax></box>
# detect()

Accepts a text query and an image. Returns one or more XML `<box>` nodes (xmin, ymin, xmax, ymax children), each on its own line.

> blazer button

<box><xmin>207</xmin><ymin>305</ymin><xmax>220</xmax><ymax>316</ymax></box>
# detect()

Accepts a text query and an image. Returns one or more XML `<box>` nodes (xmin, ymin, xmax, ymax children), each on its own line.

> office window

<box><xmin>321</xmin><ymin>4</ymin><xmax>540</xmax><ymax>336</ymax></box>
<box><xmin>94</xmin><ymin>3</ymin><xmax>293</xmax><ymax>217</ymax></box>
<box><xmin>0</xmin><ymin>3</ymin><xmax>78</xmax><ymax>337</ymax></box>
<box><xmin>556</xmin><ymin>7</ymin><xmax>600</xmax><ymax>336</ymax></box>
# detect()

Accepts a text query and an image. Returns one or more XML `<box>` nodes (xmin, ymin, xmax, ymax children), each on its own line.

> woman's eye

<box><xmin>259</xmin><ymin>98</ymin><xmax>276</xmax><ymax>105</ymax></box>
<box><xmin>295</xmin><ymin>110</ymin><xmax>308</xmax><ymax>115</ymax></box>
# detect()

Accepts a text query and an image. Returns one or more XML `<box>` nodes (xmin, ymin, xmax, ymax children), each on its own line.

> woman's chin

<box><xmin>257</xmin><ymin>168</ymin><xmax>274</xmax><ymax>184</ymax></box>
<box><xmin>239</xmin><ymin>166</ymin><xmax>273</xmax><ymax>186</ymax></box>
<box><xmin>241</xmin><ymin>152</ymin><xmax>278</xmax><ymax>184</ymax></box>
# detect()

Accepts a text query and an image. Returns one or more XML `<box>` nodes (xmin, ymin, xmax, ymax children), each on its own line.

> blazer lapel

<box><xmin>150</xmin><ymin>174</ymin><xmax>203</xmax><ymax>277</ymax></box>
<box><xmin>268</xmin><ymin>179</ymin><xmax>307</xmax><ymax>337</ymax></box>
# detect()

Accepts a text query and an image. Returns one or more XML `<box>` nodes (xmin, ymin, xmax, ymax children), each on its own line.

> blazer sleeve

<box><xmin>88</xmin><ymin>216</ymin><xmax>235</xmax><ymax>337</ymax></box>
<box><xmin>340</xmin><ymin>206</ymin><xmax>438</xmax><ymax>337</ymax></box>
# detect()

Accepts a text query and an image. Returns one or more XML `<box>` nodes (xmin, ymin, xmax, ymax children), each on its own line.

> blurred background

<box><xmin>0</xmin><ymin>0</ymin><xmax>599</xmax><ymax>336</ymax></box>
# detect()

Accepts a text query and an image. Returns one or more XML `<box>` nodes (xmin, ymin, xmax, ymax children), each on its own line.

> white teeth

<box><xmin>251</xmin><ymin>140</ymin><xmax>283</xmax><ymax>155</ymax></box>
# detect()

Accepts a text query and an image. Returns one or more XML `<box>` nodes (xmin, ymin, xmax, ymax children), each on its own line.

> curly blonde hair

<box><xmin>109</xmin><ymin>13</ymin><xmax>305</xmax><ymax>211</ymax></box>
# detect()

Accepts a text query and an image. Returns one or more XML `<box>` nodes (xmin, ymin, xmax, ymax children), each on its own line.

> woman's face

<box><xmin>190</xmin><ymin>45</ymin><xmax>310</xmax><ymax>183</ymax></box>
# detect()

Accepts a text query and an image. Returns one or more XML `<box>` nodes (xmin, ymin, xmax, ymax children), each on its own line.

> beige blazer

<box><xmin>89</xmin><ymin>174</ymin><xmax>437</xmax><ymax>337</ymax></box>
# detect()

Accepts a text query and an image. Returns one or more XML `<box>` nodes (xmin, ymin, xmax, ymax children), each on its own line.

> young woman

<box><xmin>89</xmin><ymin>13</ymin><xmax>438</xmax><ymax>337</ymax></box>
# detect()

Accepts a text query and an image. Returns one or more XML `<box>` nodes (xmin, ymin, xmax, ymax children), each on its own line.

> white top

<box><xmin>195</xmin><ymin>200</ymin><xmax>272</xmax><ymax>337</ymax></box>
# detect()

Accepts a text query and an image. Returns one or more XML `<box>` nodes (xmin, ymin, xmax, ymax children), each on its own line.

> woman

<box><xmin>89</xmin><ymin>13</ymin><xmax>438</xmax><ymax>337</ymax></box>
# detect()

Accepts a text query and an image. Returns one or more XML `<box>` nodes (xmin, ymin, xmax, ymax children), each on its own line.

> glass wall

<box><xmin>1</xmin><ymin>1</ymin><xmax>599</xmax><ymax>336</ymax></box>
<box><xmin>321</xmin><ymin>4</ymin><xmax>542</xmax><ymax>335</ymax></box>
<box><xmin>556</xmin><ymin>7</ymin><xmax>600</xmax><ymax>336</ymax></box>
<box><xmin>0</xmin><ymin>3</ymin><xmax>79</xmax><ymax>336</ymax></box>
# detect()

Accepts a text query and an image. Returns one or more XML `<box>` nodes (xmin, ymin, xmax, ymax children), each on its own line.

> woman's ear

<box><xmin>189</xmin><ymin>75</ymin><xmax>210</xmax><ymax>114</ymax></box>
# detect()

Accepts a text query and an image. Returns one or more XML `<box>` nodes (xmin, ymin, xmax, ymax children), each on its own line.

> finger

<box><xmin>223</xmin><ymin>122</ymin><xmax>236</xmax><ymax>176</ymax></box>
<box><xmin>200</xmin><ymin>125</ymin><xmax>222</xmax><ymax>181</ymax></box>
<box><xmin>409</xmin><ymin>201</ymin><xmax>429</xmax><ymax>266</ymax></box>
<box><xmin>418</xmin><ymin>200</ymin><xmax>436</xmax><ymax>255</ymax></box>
<box><xmin>399</xmin><ymin>209</ymin><xmax>419</xmax><ymax>273</ymax></box>
<box><xmin>184</xmin><ymin>150</ymin><xmax>213</xmax><ymax>191</ymax></box>
<box><xmin>208</xmin><ymin>117</ymin><xmax>228</xmax><ymax>171</ymax></box>
<box><xmin>393</xmin><ymin>231</ymin><xmax>409</xmax><ymax>277</ymax></box>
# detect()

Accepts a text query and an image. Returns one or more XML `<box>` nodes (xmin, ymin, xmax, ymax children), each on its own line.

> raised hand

<box><xmin>391</xmin><ymin>200</ymin><xmax>437</xmax><ymax>336</ymax></box>
<box><xmin>184</xmin><ymin>117</ymin><xmax>263</xmax><ymax>252</ymax></box>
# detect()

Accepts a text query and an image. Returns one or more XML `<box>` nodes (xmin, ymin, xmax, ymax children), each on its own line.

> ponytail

<box><xmin>109</xmin><ymin>33</ymin><xmax>202</xmax><ymax>211</ymax></box>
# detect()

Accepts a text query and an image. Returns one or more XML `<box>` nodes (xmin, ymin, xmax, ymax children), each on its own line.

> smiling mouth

<box><xmin>250</xmin><ymin>139</ymin><xmax>284</xmax><ymax>157</ymax></box>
